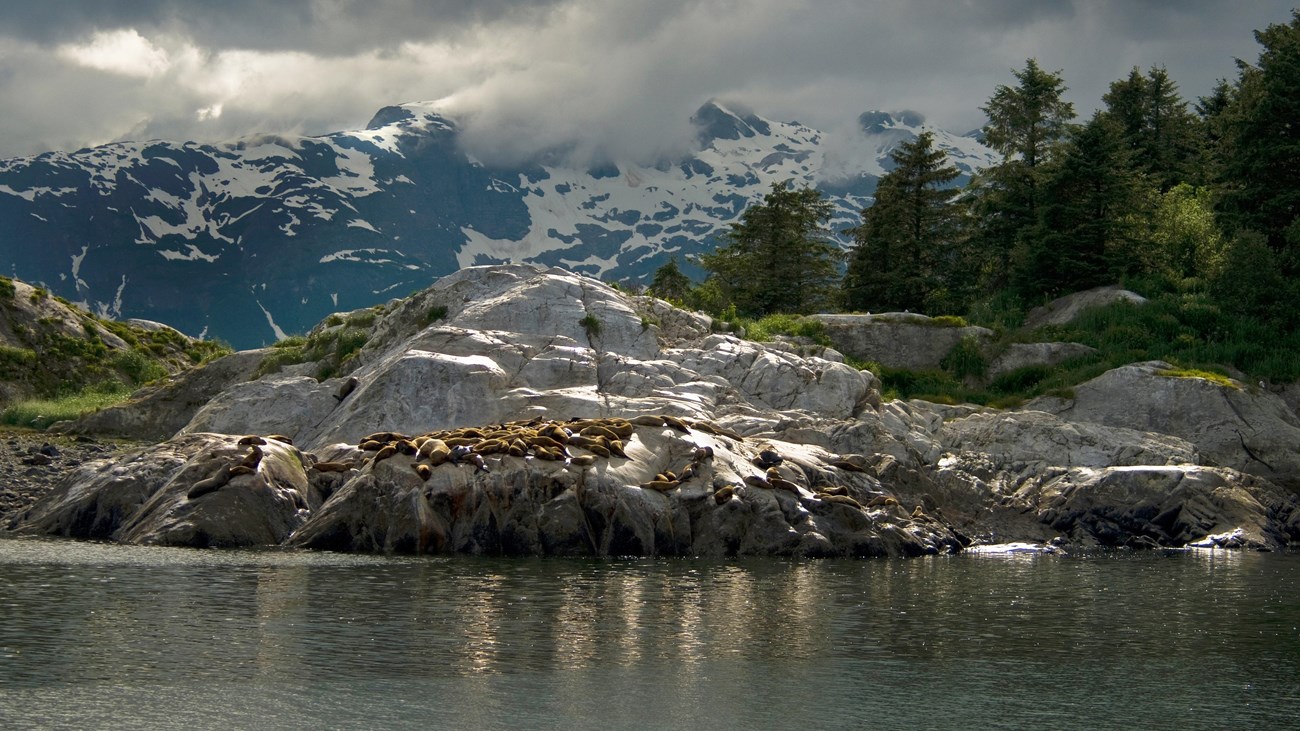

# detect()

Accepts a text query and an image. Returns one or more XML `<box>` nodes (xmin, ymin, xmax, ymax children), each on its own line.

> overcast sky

<box><xmin>0</xmin><ymin>0</ymin><xmax>1294</xmax><ymax>163</ymax></box>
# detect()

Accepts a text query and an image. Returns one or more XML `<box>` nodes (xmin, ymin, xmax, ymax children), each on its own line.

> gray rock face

<box><xmin>1023</xmin><ymin>286</ymin><xmax>1147</xmax><ymax>330</ymax></box>
<box><xmin>810</xmin><ymin>313</ymin><xmax>993</xmax><ymax>370</ymax></box>
<box><xmin>14</xmin><ymin>266</ymin><xmax>1300</xmax><ymax>555</ymax></box>
<box><xmin>68</xmin><ymin>350</ymin><xmax>268</xmax><ymax>440</ymax></box>
<box><xmin>986</xmin><ymin>342</ymin><xmax>1098</xmax><ymax>380</ymax></box>
<box><xmin>1027</xmin><ymin>361</ymin><xmax>1300</xmax><ymax>488</ymax></box>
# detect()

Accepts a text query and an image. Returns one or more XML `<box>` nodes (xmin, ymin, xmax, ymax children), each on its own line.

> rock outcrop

<box><xmin>1026</xmin><ymin>361</ymin><xmax>1300</xmax><ymax>489</ymax></box>
<box><xmin>11</xmin><ymin>266</ymin><xmax>1299</xmax><ymax>555</ymax></box>
<box><xmin>1023</xmin><ymin>286</ymin><xmax>1147</xmax><ymax>330</ymax></box>
<box><xmin>810</xmin><ymin>313</ymin><xmax>994</xmax><ymax>370</ymax></box>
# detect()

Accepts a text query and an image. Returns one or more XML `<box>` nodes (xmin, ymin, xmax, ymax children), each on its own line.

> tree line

<box><xmin>650</xmin><ymin>11</ymin><xmax>1300</xmax><ymax>333</ymax></box>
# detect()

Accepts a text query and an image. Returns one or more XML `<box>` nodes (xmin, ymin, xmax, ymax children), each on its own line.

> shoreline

<box><xmin>0</xmin><ymin>427</ymin><xmax>145</xmax><ymax>526</ymax></box>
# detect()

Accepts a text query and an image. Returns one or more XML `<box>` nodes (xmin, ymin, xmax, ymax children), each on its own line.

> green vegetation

<box><xmin>644</xmin><ymin>11</ymin><xmax>1300</xmax><ymax>406</ymax></box>
<box><xmin>424</xmin><ymin>305</ymin><xmax>448</xmax><ymax>325</ymax></box>
<box><xmin>727</xmin><ymin>313</ymin><xmax>832</xmax><ymax>346</ymax></box>
<box><xmin>1</xmin><ymin>382</ymin><xmax>131</xmax><ymax>429</ymax></box>
<box><xmin>579</xmin><ymin>314</ymin><xmax>603</xmax><ymax>339</ymax></box>
<box><xmin>1156</xmin><ymin>368</ymin><xmax>1239</xmax><ymax>389</ymax></box>
<box><xmin>0</xmin><ymin>277</ymin><xmax>15</xmax><ymax>298</ymax></box>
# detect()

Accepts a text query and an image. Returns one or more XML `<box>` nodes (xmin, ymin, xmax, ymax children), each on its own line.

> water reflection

<box><xmin>1</xmin><ymin>537</ymin><xmax>1297</xmax><ymax>730</ymax></box>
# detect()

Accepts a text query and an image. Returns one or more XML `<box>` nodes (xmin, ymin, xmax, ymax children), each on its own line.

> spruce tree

<box><xmin>970</xmin><ymin>59</ymin><xmax>1075</xmax><ymax>290</ymax></box>
<box><xmin>1025</xmin><ymin>113</ymin><xmax>1148</xmax><ymax>297</ymax></box>
<box><xmin>845</xmin><ymin>131</ymin><xmax>962</xmax><ymax>312</ymax></box>
<box><xmin>1217</xmin><ymin>10</ymin><xmax>1300</xmax><ymax>265</ymax></box>
<box><xmin>1102</xmin><ymin>66</ymin><xmax>1202</xmax><ymax>190</ymax></box>
<box><xmin>647</xmin><ymin>256</ymin><xmax>693</xmax><ymax>304</ymax></box>
<box><xmin>698</xmin><ymin>181</ymin><xmax>841</xmax><ymax>316</ymax></box>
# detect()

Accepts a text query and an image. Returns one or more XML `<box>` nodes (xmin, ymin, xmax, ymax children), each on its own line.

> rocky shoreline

<box><xmin>0</xmin><ymin>428</ymin><xmax>143</xmax><ymax>524</ymax></box>
<box><xmin>6</xmin><ymin>265</ymin><xmax>1299</xmax><ymax>556</ymax></box>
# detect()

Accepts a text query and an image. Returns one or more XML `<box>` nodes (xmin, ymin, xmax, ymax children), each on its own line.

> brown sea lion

<box><xmin>311</xmin><ymin>461</ymin><xmax>354</xmax><ymax>473</ymax></box>
<box><xmin>640</xmin><ymin>479</ymin><xmax>678</xmax><ymax>492</ymax></box>
<box><xmin>372</xmin><ymin>444</ymin><xmax>398</xmax><ymax>462</ymax></box>
<box><xmin>629</xmin><ymin>415</ymin><xmax>666</xmax><ymax>427</ymax></box>
<box><xmin>229</xmin><ymin>465</ymin><xmax>256</xmax><ymax>477</ymax></box>
<box><xmin>579</xmin><ymin>424</ymin><xmax>620</xmax><ymax>441</ymax></box>
<box><xmin>743</xmin><ymin>474</ymin><xmax>771</xmax><ymax>489</ymax></box>
<box><xmin>661</xmin><ymin>415</ymin><xmax>691</xmax><ymax>433</ymax></box>
<box><xmin>818</xmin><ymin>485</ymin><xmax>849</xmax><ymax>497</ymax></box>
<box><xmin>265</xmin><ymin>434</ymin><xmax>294</xmax><ymax>445</ymax></box>
<box><xmin>237</xmin><ymin>435</ymin><xmax>267</xmax><ymax>446</ymax></box>
<box><xmin>414</xmin><ymin>463</ymin><xmax>432</xmax><ymax>481</ymax></box>
<box><xmin>769</xmin><ymin>477</ymin><xmax>801</xmax><ymax>494</ymax></box>
<box><xmin>569</xmin><ymin>454</ymin><xmax>596</xmax><ymax>467</ymax></box>
<box><xmin>240</xmin><ymin>445</ymin><xmax>264</xmax><ymax>470</ymax></box>
<box><xmin>606</xmin><ymin>439</ymin><xmax>629</xmax><ymax>459</ymax></box>
<box><xmin>824</xmin><ymin>494</ymin><xmax>864</xmax><ymax>510</ymax></box>
<box><xmin>187</xmin><ymin>464</ymin><xmax>231</xmax><ymax>499</ymax></box>
<box><xmin>334</xmin><ymin>376</ymin><xmax>359</xmax><ymax>401</ymax></box>
<box><xmin>864</xmin><ymin>495</ymin><xmax>899</xmax><ymax>508</ymax></box>
<box><xmin>713</xmin><ymin>485</ymin><xmax>736</xmax><ymax>504</ymax></box>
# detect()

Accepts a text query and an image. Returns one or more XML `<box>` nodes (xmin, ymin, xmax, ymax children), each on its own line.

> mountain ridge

<box><xmin>0</xmin><ymin>100</ymin><xmax>996</xmax><ymax>348</ymax></box>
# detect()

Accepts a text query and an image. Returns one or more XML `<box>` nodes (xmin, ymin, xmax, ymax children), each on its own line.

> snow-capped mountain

<box><xmin>0</xmin><ymin>101</ymin><xmax>995</xmax><ymax>348</ymax></box>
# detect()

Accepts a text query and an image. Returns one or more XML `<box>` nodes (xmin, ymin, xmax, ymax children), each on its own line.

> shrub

<box><xmin>941</xmin><ymin>336</ymin><xmax>987</xmax><ymax>380</ymax></box>
<box><xmin>579</xmin><ymin>314</ymin><xmax>602</xmax><ymax>338</ymax></box>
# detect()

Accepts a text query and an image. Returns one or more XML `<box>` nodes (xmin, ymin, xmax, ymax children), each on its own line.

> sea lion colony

<box><xmin>281</xmin><ymin>414</ymin><xmax>933</xmax><ymax>520</ymax></box>
<box><xmin>179</xmin><ymin>413</ymin><xmax>944</xmax><ymax>524</ymax></box>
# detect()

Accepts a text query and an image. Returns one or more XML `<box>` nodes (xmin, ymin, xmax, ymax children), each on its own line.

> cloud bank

<box><xmin>0</xmin><ymin>0</ymin><xmax>1293</xmax><ymax>162</ymax></box>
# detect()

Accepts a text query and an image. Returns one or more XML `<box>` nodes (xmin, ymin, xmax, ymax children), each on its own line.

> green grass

<box><xmin>0</xmin><ymin>383</ymin><xmax>132</xmax><ymax>429</ymax></box>
<box><xmin>1156</xmin><ymin>367</ymin><xmax>1239</xmax><ymax>389</ymax></box>
<box><xmin>732</xmin><ymin>313</ymin><xmax>833</xmax><ymax>346</ymax></box>
<box><xmin>579</xmin><ymin>314</ymin><xmax>603</xmax><ymax>338</ymax></box>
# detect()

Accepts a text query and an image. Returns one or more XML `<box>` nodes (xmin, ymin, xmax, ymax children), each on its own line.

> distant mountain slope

<box><xmin>0</xmin><ymin>100</ymin><xmax>995</xmax><ymax>348</ymax></box>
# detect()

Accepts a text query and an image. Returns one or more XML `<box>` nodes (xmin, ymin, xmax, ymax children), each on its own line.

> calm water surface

<box><xmin>1</xmin><ymin>537</ymin><xmax>1296</xmax><ymax>730</ymax></box>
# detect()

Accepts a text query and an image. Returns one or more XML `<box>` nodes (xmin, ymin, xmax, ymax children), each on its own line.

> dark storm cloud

<box><xmin>0</xmin><ymin>0</ymin><xmax>1295</xmax><ymax>161</ymax></box>
<box><xmin>0</xmin><ymin>0</ymin><xmax>563</xmax><ymax>54</ymax></box>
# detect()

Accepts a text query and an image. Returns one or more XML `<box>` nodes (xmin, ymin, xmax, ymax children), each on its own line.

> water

<box><xmin>1</xmin><ymin>538</ymin><xmax>1296</xmax><ymax>730</ymax></box>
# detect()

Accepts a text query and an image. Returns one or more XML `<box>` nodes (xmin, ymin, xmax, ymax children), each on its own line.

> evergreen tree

<box><xmin>1217</xmin><ymin>10</ymin><xmax>1300</xmax><ymax>266</ymax></box>
<box><xmin>970</xmin><ymin>59</ymin><xmax>1076</xmax><ymax>290</ymax></box>
<box><xmin>1101</xmin><ymin>66</ymin><xmax>1202</xmax><ymax>190</ymax></box>
<box><xmin>845</xmin><ymin>131</ymin><xmax>962</xmax><ymax>312</ymax></box>
<box><xmin>698</xmin><ymin>181</ymin><xmax>841</xmax><ymax>316</ymax></box>
<box><xmin>647</xmin><ymin>256</ymin><xmax>693</xmax><ymax>303</ymax></box>
<box><xmin>1024</xmin><ymin>113</ymin><xmax>1148</xmax><ymax>297</ymax></box>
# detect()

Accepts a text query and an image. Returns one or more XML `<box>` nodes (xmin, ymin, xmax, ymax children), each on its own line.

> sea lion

<box><xmin>397</xmin><ymin>439</ymin><xmax>420</xmax><ymax>455</ymax></box>
<box><xmin>769</xmin><ymin>477</ymin><xmax>801</xmax><ymax>494</ymax></box>
<box><xmin>606</xmin><ymin>439</ymin><xmax>629</xmax><ymax>459</ymax></box>
<box><xmin>640</xmin><ymin>479</ymin><xmax>678</xmax><ymax>492</ymax></box>
<box><xmin>657</xmin><ymin>471</ymin><xmax>677</xmax><ymax>482</ymax></box>
<box><xmin>418</xmin><ymin>438</ymin><xmax>450</xmax><ymax>463</ymax></box>
<box><xmin>743</xmin><ymin>474</ymin><xmax>771</xmax><ymax>489</ymax></box>
<box><xmin>229</xmin><ymin>465</ymin><xmax>256</xmax><ymax>477</ymax></box>
<box><xmin>414</xmin><ymin>463</ymin><xmax>432</xmax><ymax>481</ymax></box>
<box><xmin>473</xmin><ymin>438</ymin><xmax>508</xmax><ymax>455</ymax></box>
<box><xmin>661</xmin><ymin>415</ymin><xmax>691</xmax><ymax>433</ymax></box>
<box><xmin>754</xmin><ymin>448</ymin><xmax>783</xmax><ymax>468</ymax></box>
<box><xmin>677</xmin><ymin>464</ymin><xmax>696</xmax><ymax>482</ymax></box>
<box><xmin>334</xmin><ymin>376</ymin><xmax>359</xmax><ymax>401</ymax></box>
<box><xmin>359</xmin><ymin>439</ymin><xmax>385</xmax><ymax>451</ymax></box>
<box><xmin>361</xmin><ymin>429</ymin><xmax>400</xmax><ymax>442</ymax></box>
<box><xmin>240</xmin><ymin>445</ymin><xmax>264</xmax><ymax>470</ymax></box>
<box><xmin>187</xmin><ymin>464</ymin><xmax>231</xmax><ymax>499</ymax></box>
<box><xmin>539</xmin><ymin>424</ymin><xmax>571</xmax><ymax>443</ymax></box>
<box><xmin>864</xmin><ymin>495</ymin><xmax>899</xmax><ymax>508</ymax></box>
<box><xmin>237</xmin><ymin>435</ymin><xmax>267</xmax><ymax>446</ymax></box>
<box><xmin>372</xmin><ymin>444</ymin><xmax>398</xmax><ymax>462</ymax></box>
<box><xmin>818</xmin><ymin>485</ymin><xmax>849</xmax><ymax>497</ymax></box>
<box><xmin>529</xmin><ymin>435</ymin><xmax>567</xmax><ymax>452</ymax></box>
<box><xmin>692</xmin><ymin>446</ymin><xmax>714</xmax><ymax>462</ymax></box>
<box><xmin>265</xmin><ymin>434</ymin><xmax>294</xmax><ymax>445</ymax></box>
<box><xmin>824</xmin><ymin>494</ymin><xmax>864</xmax><ymax>510</ymax></box>
<box><xmin>312</xmin><ymin>461</ymin><xmax>354</xmax><ymax>473</ymax></box>
<box><xmin>569</xmin><ymin>454</ymin><xmax>596</xmax><ymax>467</ymax></box>
<box><xmin>507</xmin><ymin>442</ymin><xmax>527</xmax><ymax>458</ymax></box>
<box><xmin>713</xmin><ymin>485</ymin><xmax>736</xmax><ymax>504</ymax></box>
<box><xmin>605</xmin><ymin>420</ymin><xmax>635</xmax><ymax>439</ymax></box>
<box><xmin>829</xmin><ymin>460</ymin><xmax>867</xmax><ymax>473</ymax></box>
<box><xmin>630</xmin><ymin>415</ymin><xmax>666</xmax><ymax>427</ymax></box>
<box><xmin>690</xmin><ymin>420</ymin><xmax>743</xmax><ymax>440</ymax></box>
<box><xmin>579</xmin><ymin>424</ymin><xmax>620</xmax><ymax>441</ymax></box>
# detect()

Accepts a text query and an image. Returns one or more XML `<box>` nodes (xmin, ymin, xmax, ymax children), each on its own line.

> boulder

<box><xmin>985</xmin><ymin>342</ymin><xmax>1098</xmax><ymax>380</ymax></box>
<box><xmin>1023</xmin><ymin>286</ymin><xmax>1147</xmax><ymax>330</ymax></box>
<box><xmin>1026</xmin><ymin>361</ymin><xmax>1300</xmax><ymax>488</ymax></box>
<box><xmin>809</xmin><ymin>313</ymin><xmax>993</xmax><ymax>370</ymax></box>
<box><xmin>66</xmin><ymin>350</ymin><xmax>268</xmax><ymax>440</ymax></box>
<box><xmin>14</xmin><ymin>433</ymin><xmax>320</xmax><ymax>547</ymax></box>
